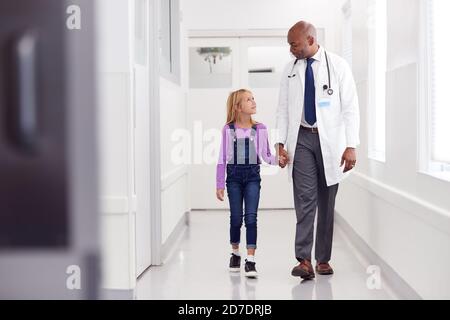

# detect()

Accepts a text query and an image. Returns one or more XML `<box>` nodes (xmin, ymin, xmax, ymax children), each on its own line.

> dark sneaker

<box><xmin>245</xmin><ymin>260</ymin><xmax>258</xmax><ymax>278</ymax></box>
<box><xmin>229</xmin><ymin>254</ymin><xmax>241</xmax><ymax>272</ymax></box>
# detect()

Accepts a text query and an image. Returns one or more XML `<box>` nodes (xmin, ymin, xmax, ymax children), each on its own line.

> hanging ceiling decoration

<box><xmin>197</xmin><ymin>47</ymin><xmax>232</xmax><ymax>73</ymax></box>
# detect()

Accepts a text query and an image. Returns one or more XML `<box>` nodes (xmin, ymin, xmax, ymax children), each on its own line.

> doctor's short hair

<box><xmin>225</xmin><ymin>89</ymin><xmax>257</xmax><ymax>125</ymax></box>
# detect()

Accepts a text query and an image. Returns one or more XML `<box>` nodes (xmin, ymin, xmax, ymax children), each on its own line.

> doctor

<box><xmin>275</xmin><ymin>21</ymin><xmax>360</xmax><ymax>280</ymax></box>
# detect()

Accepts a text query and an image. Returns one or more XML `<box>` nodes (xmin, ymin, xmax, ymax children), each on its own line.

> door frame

<box><xmin>188</xmin><ymin>29</ymin><xmax>288</xmax><ymax>38</ymax></box>
<box><xmin>148</xmin><ymin>0</ymin><xmax>162</xmax><ymax>266</ymax></box>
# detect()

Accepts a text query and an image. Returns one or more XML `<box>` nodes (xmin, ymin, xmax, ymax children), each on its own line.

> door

<box><xmin>134</xmin><ymin>0</ymin><xmax>152</xmax><ymax>276</ymax></box>
<box><xmin>188</xmin><ymin>35</ymin><xmax>296</xmax><ymax>209</ymax></box>
<box><xmin>0</xmin><ymin>0</ymin><xmax>98</xmax><ymax>299</ymax></box>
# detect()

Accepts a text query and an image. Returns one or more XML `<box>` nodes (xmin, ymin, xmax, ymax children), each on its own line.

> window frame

<box><xmin>418</xmin><ymin>0</ymin><xmax>450</xmax><ymax>182</ymax></box>
<box><xmin>367</xmin><ymin>0</ymin><xmax>387</xmax><ymax>163</ymax></box>
<box><xmin>159</xmin><ymin>0</ymin><xmax>180</xmax><ymax>84</ymax></box>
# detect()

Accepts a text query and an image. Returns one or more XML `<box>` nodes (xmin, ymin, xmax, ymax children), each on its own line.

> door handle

<box><xmin>6</xmin><ymin>30</ymin><xmax>39</xmax><ymax>154</ymax></box>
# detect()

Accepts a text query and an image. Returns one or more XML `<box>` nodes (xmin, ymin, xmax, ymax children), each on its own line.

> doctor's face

<box><xmin>288</xmin><ymin>31</ymin><xmax>311</xmax><ymax>60</ymax></box>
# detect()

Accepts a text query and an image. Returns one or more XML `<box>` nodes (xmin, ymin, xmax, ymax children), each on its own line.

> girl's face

<box><xmin>236</xmin><ymin>92</ymin><xmax>257</xmax><ymax>115</ymax></box>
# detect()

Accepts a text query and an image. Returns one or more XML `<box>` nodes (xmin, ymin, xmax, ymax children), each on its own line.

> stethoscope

<box><xmin>288</xmin><ymin>51</ymin><xmax>334</xmax><ymax>96</ymax></box>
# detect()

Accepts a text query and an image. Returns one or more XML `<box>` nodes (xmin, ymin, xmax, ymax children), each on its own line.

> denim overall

<box><xmin>226</xmin><ymin>123</ymin><xmax>261</xmax><ymax>249</ymax></box>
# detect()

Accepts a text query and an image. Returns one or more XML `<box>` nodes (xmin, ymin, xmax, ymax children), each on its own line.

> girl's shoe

<box><xmin>244</xmin><ymin>260</ymin><xmax>258</xmax><ymax>278</ymax></box>
<box><xmin>229</xmin><ymin>254</ymin><xmax>241</xmax><ymax>272</ymax></box>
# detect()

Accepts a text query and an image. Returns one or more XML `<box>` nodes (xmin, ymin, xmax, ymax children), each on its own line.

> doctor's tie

<box><xmin>304</xmin><ymin>58</ymin><xmax>316</xmax><ymax>126</ymax></box>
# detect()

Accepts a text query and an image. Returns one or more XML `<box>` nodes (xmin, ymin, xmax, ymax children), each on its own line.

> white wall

<box><xmin>160</xmin><ymin>0</ymin><xmax>190</xmax><ymax>245</ymax></box>
<box><xmin>336</xmin><ymin>0</ymin><xmax>450</xmax><ymax>299</ymax></box>
<box><xmin>97</xmin><ymin>0</ymin><xmax>136</xmax><ymax>290</ymax></box>
<box><xmin>160</xmin><ymin>78</ymin><xmax>189</xmax><ymax>244</ymax></box>
<box><xmin>184</xmin><ymin>0</ymin><xmax>346</xmax><ymax>52</ymax></box>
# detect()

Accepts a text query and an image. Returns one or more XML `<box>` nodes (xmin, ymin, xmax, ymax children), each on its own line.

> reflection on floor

<box><xmin>136</xmin><ymin>210</ymin><xmax>396</xmax><ymax>300</ymax></box>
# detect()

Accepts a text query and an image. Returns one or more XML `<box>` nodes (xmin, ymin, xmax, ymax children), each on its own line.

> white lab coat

<box><xmin>275</xmin><ymin>47</ymin><xmax>360</xmax><ymax>186</ymax></box>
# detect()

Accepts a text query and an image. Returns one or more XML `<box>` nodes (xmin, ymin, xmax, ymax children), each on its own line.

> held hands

<box><xmin>217</xmin><ymin>145</ymin><xmax>292</xmax><ymax>201</ymax></box>
<box><xmin>279</xmin><ymin>155</ymin><xmax>288</xmax><ymax>168</ymax></box>
<box><xmin>276</xmin><ymin>144</ymin><xmax>290</xmax><ymax>169</ymax></box>
<box><xmin>341</xmin><ymin>148</ymin><xmax>357</xmax><ymax>173</ymax></box>
<box><xmin>216</xmin><ymin>189</ymin><xmax>225</xmax><ymax>202</ymax></box>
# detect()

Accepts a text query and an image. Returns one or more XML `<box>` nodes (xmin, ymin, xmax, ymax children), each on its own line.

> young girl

<box><xmin>216</xmin><ymin>89</ymin><xmax>282</xmax><ymax>278</ymax></box>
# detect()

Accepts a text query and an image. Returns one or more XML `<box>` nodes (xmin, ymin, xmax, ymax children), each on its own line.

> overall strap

<box><xmin>250</xmin><ymin>124</ymin><xmax>258</xmax><ymax>138</ymax></box>
<box><xmin>228</xmin><ymin>123</ymin><xmax>238</xmax><ymax>164</ymax></box>
<box><xmin>228</xmin><ymin>123</ymin><xmax>236</xmax><ymax>141</ymax></box>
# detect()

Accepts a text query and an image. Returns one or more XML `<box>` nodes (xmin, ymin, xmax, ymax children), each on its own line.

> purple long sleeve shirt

<box><xmin>216</xmin><ymin>123</ymin><xmax>277</xmax><ymax>189</ymax></box>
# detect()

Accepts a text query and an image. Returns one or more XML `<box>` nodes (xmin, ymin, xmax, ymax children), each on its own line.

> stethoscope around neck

<box><xmin>288</xmin><ymin>51</ymin><xmax>334</xmax><ymax>96</ymax></box>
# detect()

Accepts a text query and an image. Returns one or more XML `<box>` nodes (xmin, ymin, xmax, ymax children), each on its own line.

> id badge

<box><xmin>318</xmin><ymin>97</ymin><xmax>331</xmax><ymax>108</ymax></box>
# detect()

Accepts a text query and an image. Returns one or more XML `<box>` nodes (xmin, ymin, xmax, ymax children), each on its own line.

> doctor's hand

<box><xmin>341</xmin><ymin>148</ymin><xmax>357</xmax><ymax>173</ymax></box>
<box><xmin>279</xmin><ymin>155</ymin><xmax>288</xmax><ymax>168</ymax></box>
<box><xmin>216</xmin><ymin>189</ymin><xmax>225</xmax><ymax>202</ymax></box>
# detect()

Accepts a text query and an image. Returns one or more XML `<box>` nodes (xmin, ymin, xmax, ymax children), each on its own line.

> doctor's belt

<box><xmin>300</xmin><ymin>125</ymin><xmax>319</xmax><ymax>134</ymax></box>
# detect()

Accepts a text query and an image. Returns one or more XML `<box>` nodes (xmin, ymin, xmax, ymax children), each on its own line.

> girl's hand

<box><xmin>216</xmin><ymin>189</ymin><xmax>225</xmax><ymax>201</ymax></box>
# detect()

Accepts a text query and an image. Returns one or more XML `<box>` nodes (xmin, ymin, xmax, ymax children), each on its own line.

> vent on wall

<box><xmin>249</xmin><ymin>68</ymin><xmax>274</xmax><ymax>73</ymax></box>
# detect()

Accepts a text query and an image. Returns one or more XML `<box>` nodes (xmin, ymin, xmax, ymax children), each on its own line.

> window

<box><xmin>342</xmin><ymin>0</ymin><xmax>352</xmax><ymax>69</ymax></box>
<box><xmin>160</xmin><ymin>0</ymin><xmax>180</xmax><ymax>84</ymax></box>
<box><xmin>368</xmin><ymin>0</ymin><xmax>387</xmax><ymax>162</ymax></box>
<box><xmin>423</xmin><ymin>0</ymin><xmax>450</xmax><ymax>179</ymax></box>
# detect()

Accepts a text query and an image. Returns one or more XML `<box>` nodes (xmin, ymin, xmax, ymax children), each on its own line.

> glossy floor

<box><xmin>136</xmin><ymin>210</ymin><xmax>396</xmax><ymax>300</ymax></box>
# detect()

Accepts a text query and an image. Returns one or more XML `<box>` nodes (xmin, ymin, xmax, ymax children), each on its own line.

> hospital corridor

<box><xmin>0</xmin><ymin>0</ymin><xmax>450</xmax><ymax>301</ymax></box>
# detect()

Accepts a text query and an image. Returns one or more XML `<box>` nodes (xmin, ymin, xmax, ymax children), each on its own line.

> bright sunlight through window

<box><xmin>430</xmin><ymin>0</ymin><xmax>450</xmax><ymax>166</ymax></box>
<box><xmin>368</xmin><ymin>0</ymin><xmax>387</xmax><ymax>162</ymax></box>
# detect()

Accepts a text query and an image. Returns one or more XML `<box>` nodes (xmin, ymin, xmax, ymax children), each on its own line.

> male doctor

<box><xmin>275</xmin><ymin>21</ymin><xmax>360</xmax><ymax>280</ymax></box>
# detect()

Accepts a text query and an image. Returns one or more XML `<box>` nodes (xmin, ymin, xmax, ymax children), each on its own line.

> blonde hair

<box><xmin>225</xmin><ymin>89</ymin><xmax>258</xmax><ymax>125</ymax></box>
